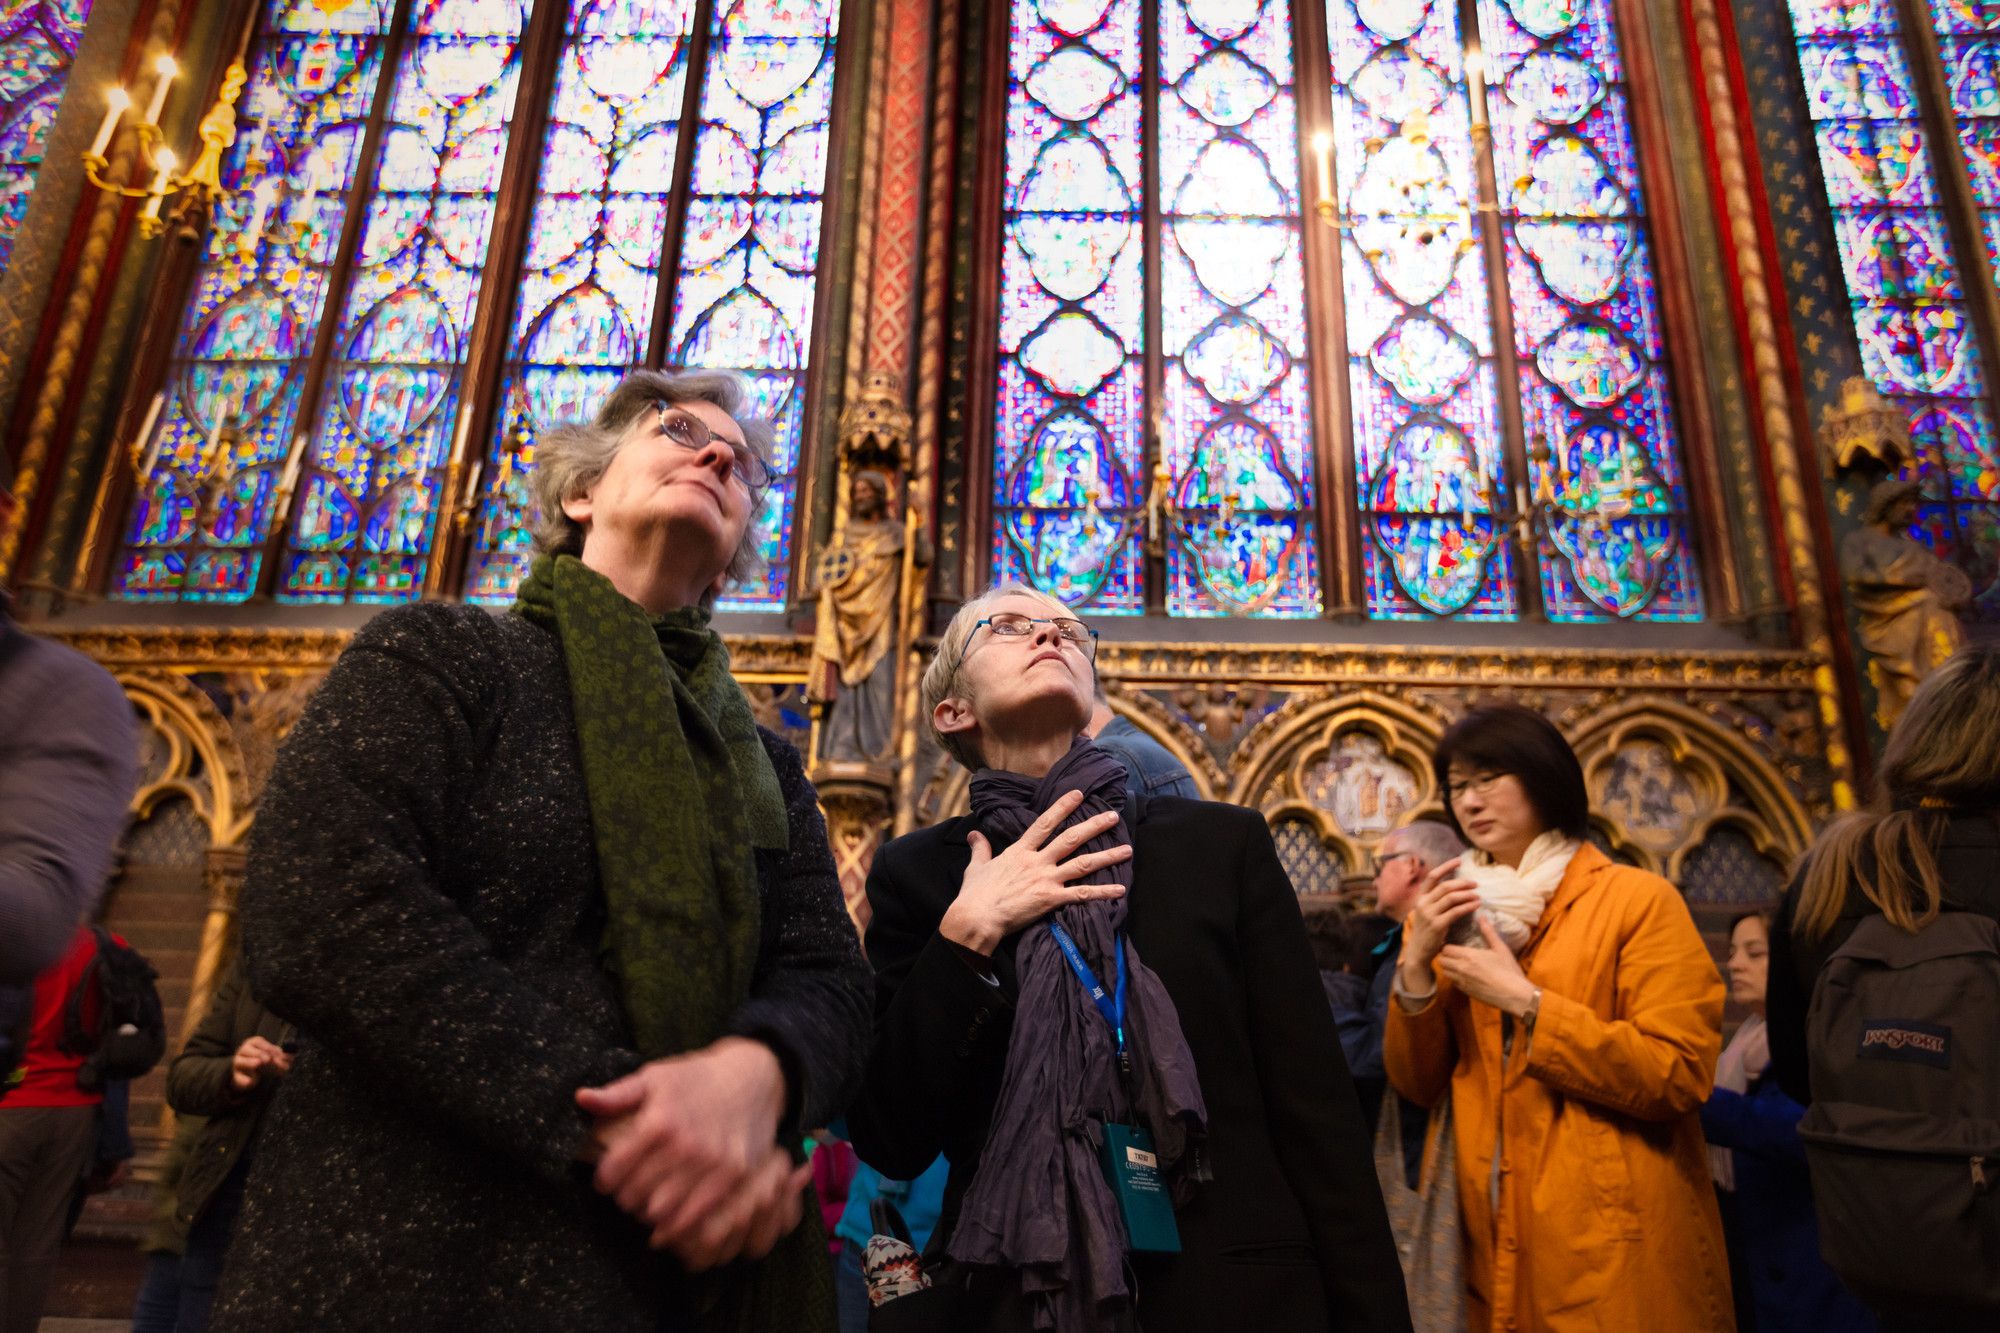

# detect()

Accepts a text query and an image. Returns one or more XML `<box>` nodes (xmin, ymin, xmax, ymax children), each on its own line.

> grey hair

<box><xmin>1386</xmin><ymin>819</ymin><xmax>1465</xmax><ymax>869</ymax></box>
<box><xmin>922</xmin><ymin>580</ymin><xmax>1082</xmax><ymax>772</ymax></box>
<box><xmin>529</xmin><ymin>368</ymin><xmax>777</xmax><ymax>592</ymax></box>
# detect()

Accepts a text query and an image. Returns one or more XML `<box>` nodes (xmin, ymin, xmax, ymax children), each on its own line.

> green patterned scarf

<box><xmin>514</xmin><ymin>554</ymin><xmax>830</xmax><ymax>1332</ymax></box>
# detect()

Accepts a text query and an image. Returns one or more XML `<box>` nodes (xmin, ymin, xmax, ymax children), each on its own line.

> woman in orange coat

<box><xmin>1385</xmin><ymin>705</ymin><xmax>1732</xmax><ymax>1333</ymax></box>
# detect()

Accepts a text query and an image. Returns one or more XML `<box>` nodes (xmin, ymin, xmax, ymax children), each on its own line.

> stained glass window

<box><xmin>1483</xmin><ymin>0</ymin><xmax>1700</xmax><ymax>621</ymax></box>
<box><xmin>662</xmin><ymin>0</ymin><xmax>841</xmax><ymax>609</ymax></box>
<box><xmin>1789</xmin><ymin>0</ymin><xmax>2000</xmax><ymax>615</ymax></box>
<box><xmin>994</xmin><ymin>0</ymin><xmax>1702</xmax><ymax>620</ymax></box>
<box><xmin>0</xmin><ymin>0</ymin><xmax>94</xmax><ymax>279</ymax></box>
<box><xmin>117</xmin><ymin>0</ymin><xmax>841</xmax><ymax>608</ymax></box>
<box><xmin>1328</xmin><ymin>0</ymin><xmax>1515</xmax><ymax>620</ymax></box>
<box><xmin>992</xmin><ymin>0</ymin><xmax>1146</xmax><ymax>612</ymax></box>
<box><xmin>1160</xmin><ymin>0</ymin><xmax>1319</xmax><ymax>616</ymax></box>
<box><xmin>466</xmin><ymin>0</ymin><xmax>699</xmax><ymax>605</ymax></box>
<box><xmin>116</xmin><ymin>0</ymin><xmax>397</xmax><ymax>602</ymax></box>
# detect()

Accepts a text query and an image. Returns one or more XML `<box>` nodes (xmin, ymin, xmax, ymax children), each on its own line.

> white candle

<box><xmin>140</xmin><ymin>148</ymin><xmax>176</xmax><ymax>224</ymax></box>
<box><xmin>142</xmin><ymin>55</ymin><xmax>177</xmax><ymax>127</ymax></box>
<box><xmin>244</xmin><ymin>177</ymin><xmax>278</xmax><ymax>253</ymax></box>
<box><xmin>89</xmin><ymin>87</ymin><xmax>130</xmax><ymax>158</ymax></box>
<box><xmin>1310</xmin><ymin>131</ymin><xmax>1333</xmax><ymax>203</ymax></box>
<box><xmin>277</xmin><ymin>432</ymin><xmax>309</xmax><ymax>499</ymax></box>
<box><xmin>134</xmin><ymin>391</ymin><xmax>166</xmax><ymax>473</ymax></box>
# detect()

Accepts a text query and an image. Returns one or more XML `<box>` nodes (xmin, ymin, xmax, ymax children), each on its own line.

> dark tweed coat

<box><xmin>212</xmin><ymin>602</ymin><xmax>871</xmax><ymax>1331</ymax></box>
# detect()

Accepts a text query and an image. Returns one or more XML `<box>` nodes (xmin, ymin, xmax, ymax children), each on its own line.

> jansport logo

<box><xmin>1858</xmin><ymin>1020</ymin><xmax>1952</xmax><ymax>1068</ymax></box>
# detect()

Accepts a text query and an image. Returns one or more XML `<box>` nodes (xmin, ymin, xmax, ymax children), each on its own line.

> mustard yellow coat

<box><xmin>1385</xmin><ymin>844</ymin><xmax>1734</xmax><ymax>1333</ymax></box>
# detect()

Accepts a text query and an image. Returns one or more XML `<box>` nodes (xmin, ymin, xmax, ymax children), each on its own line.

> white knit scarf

<box><xmin>1457</xmin><ymin>832</ymin><xmax>1581</xmax><ymax>953</ymax></box>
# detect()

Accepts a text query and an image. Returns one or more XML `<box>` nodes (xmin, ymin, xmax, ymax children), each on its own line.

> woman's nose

<box><xmin>695</xmin><ymin>438</ymin><xmax>735</xmax><ymax>478</ymax></box>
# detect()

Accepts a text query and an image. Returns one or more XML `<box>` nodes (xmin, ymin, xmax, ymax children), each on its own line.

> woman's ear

<box><xmin>933</xmin><ymin>695</ymin><xmax>977</xmax><ymax>740</ymax></box>
<box><xmin>560</xmin><ymin>486</ymin><xmax>594</xmax><ymax>529</ymax></box>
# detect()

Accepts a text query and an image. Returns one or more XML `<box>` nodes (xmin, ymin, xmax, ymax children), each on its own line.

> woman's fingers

<box><xmin>1041</xmin><ymin>808</ymin><xmax>1122</xmax><ymax>860</ymax></box>
<box><xmin>1053</xmin><ymin>844</ymin><xmax>1133</xmax><ymax>879</ymax></box>
<box><xmin>1018</xmin><ymin>789</ymin><xmax>1088</xmax><ymax>850</ymax></box>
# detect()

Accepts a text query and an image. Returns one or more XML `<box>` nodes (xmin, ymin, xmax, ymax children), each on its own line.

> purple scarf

<box><xmin>949</xmin><ymin>738</ymin><xmax>1208</xmax><ymax>1332</ymax></box>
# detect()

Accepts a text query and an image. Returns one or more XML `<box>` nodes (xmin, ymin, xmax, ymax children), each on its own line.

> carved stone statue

<box><xmin>1840</xmin><ymin>479</ymin><xmax>1970</xmax><ymax>729</ymax></box>
<box><xmin>810</xmin><ymin>470</ymin><xmax>909</xmax><ymax>763</ymax></box>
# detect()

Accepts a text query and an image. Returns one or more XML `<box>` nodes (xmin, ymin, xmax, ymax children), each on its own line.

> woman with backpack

<box><xmin>1767</xmin><ymin>645</ymin><xmax>2000</xmax><ymax>1331</ymax></box>
<box><xmin>1701</xmin><ymin>911</ymin><xmax>1876</xmax><ymax>1333</ymax></box>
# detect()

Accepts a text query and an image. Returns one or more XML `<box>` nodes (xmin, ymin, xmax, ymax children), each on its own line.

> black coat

<box><xmin>1768</xmin><ymin>812</ymin><xmax>2000</xmax><ymax>1105</ymax></box>
<box><xmin>848</xmin><ymin>796</ymin><xmax>1412</xmax><ymax>1333</ymax></box>
<box><xmin>213</xmin><ymin>602</ymin><xmax>871</xmax><ymax>1331</ymax></box>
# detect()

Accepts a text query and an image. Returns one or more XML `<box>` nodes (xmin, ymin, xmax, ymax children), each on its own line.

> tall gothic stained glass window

<box><xmin>466</xmin><ymin>0</ymin><xmax>699</xmax><ymax>604</ymax></box>
<box><xmin>117</xmin><ymin>0</ymin><xmax>398</xmax><ymax>602</ymax></box>
<box><xmin>0</xmin><ymin>0</ymin><xmax>94</xmax><ymax>279</ymax></box>
<box><xmin>1788</xmin><ymin>0</ymin><xmax>2000</xmax><ymax>615</ymax></box>
<box><xmin>116</xmin><ymin>0</ymin><xmax>840</xmax><ymax>608</ymax></box>
<box><xmin>994</xmin><ymin>0</ymin><xmax>1703</xmax><ymax>620</ymax></box>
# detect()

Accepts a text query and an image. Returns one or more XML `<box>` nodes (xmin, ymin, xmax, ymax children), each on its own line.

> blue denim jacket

<box><xmin>1092</xmin><ymin>715</ymin><xmax>1199</xmax><ymax>802</ymax></box>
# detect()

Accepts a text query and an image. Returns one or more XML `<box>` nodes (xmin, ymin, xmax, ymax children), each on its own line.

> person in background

<box><xmin>1334</xmin><ymin>822</ymin><xmax>1463</xmax><ymax>1166</ymax></box>
<box><xmin>850</xmin><ymin>582</ymin><xmax>1410</xmax><ymax>1333</ymax></box>
<box><xmin>830</xmin><ymin>1152</ymin><xmax>950</xmax><ymax>1333</ymax></box>
<box><xmin>1083</xmin><ymin>680</ymin><xmax>1198</xmax><ymax>804</ymax></box>
<box><xmin>1387</xmin><ymin>704</ymin><xmax>1732</xmax><ymax>1333</ymax></box>
<box><xmin>129</xmin><ymin>1111</ymin><xmax>204</xmax><ymax>1333</ymax></box>
<box><xmin>0</xmin><ymin>924</ymin><xmax>127</xmax><ymax>1333</ymax></box>
<box><xmin>149</xmin><ymin>958</ymin><xmax>292</xmax><ymax>1333</ymax></box>
<box><xmin>1702</xmin><ymin>912</ymin><xmax>1875</xmax><ymax>1333</ymax></box>
<box><xmin>0</xmin><ymin>584</ymin><xmax>136</xmax><ymax>985</ymax></box>
<box><xmin>1766</xmin><ymin>646</ymin><xmax>2000</xmax><ymax>1331</ymax></box>
<box><xmin>214</xmin><ymin>370</ymin><xmax>871</xmax><ymax>1331</ymax></box>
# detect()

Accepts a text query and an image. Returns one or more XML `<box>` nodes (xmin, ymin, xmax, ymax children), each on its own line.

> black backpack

<box><xmin>0</xmin><ymin>982</ymin><xmax>31</xmax><ymax>1099</ymax></box>
<box><xmin>57</xmin><ymin>928</ymin><xmax>167</xmax><ymax>1092</ymax></box>
<box><xmin>1798</xmin><ymin>911</ymin><xmax>2000</xmax><ymax>1321</ymax></box>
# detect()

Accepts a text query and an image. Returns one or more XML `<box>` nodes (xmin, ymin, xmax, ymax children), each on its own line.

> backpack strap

<box><xmin>57</xmin><ymin>928</ymin><xmax>111</xmax><ymax>1056</ymax></box>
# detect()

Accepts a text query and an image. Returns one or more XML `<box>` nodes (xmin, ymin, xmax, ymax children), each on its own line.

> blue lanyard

<box><xmin>1048</xmin><ymin>921</ymin><xmax>1128</xmax><ymax>1060</ymax></box>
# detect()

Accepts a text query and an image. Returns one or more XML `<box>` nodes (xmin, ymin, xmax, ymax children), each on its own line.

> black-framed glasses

<box><xmin>654</xmin><ymin>402</ymin><xmax>776</xmax><ymax>491</ymax></box>
<box><xmin>1445</xmin><ymin>771</ymin><xmax>1510</xmax><ymax>802</ymax></box>
<box><xmin>1370</xmin><ymin>849</ymin><xmax>1415</xmax><ymax>876</ymax></box>
<box><xmin>954</xmin><ymin>612</ymin><xmax>1099</xmax><ymax>675</ymax></box>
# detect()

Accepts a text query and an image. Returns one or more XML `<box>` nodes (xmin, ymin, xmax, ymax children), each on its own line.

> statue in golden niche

<box><xmin>1841</xmin><ymin>478</ymin><xmax>1970</xmax><ymax>730</ymax></box>
<box><xmin>809</xmin><ymin>469</ymin><xmax>924</xmax><ymax>762</ymax></box>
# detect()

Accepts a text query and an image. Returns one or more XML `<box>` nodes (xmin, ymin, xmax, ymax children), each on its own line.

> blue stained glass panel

<box><xmin>280</xmin><ymin>0</ymin><xmax>528</xmax><ymax>603</ymax></box>
<box><xmin>0</xmin><ymin>0</ymin><xmax>94</xmax><ymax>278</ymax></box>
<box><xmin>1327</xmin><ymin>0</ymin><xmax>1517</xmax><ymax>620</ymax></box>
<box><xmin>993</xmin><ymin>0</ymin><xmax>1146</xmax><ymax>613</ymax></box>
<box><xmin>1789</xmin><ymin>0</ymin><xmax>2000</xmax><ymax>616</ymax></box>
<box><xmin>117</xmin><ymin>0</ymin><xmax>398</xmax><ymax>603</ymax></box>
<box><xmin>666</xmin><ymin>0</ymin><xmax>842</xmax><ymax>610</ymax></box>
<box><xmin>466</xmin><ymin>0</ymin><xmax>699</xmax><ymax>605</ymax></box>
<box><xmin>1482</xmin><ymin>0</ymin><xmax>1703</xmax><ymax>620</ymax></box>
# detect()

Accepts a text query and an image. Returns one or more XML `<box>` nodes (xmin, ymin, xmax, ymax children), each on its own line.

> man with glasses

<box><xmin>1331</xmin><ymin>821</ymin><xmax>1464</xmax><ymax>1185</ymax></box>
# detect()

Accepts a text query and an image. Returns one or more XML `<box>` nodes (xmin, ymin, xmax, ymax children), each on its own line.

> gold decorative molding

<box><xmin>836</xmin><ymin>368</ymin><xmax>914</xmax><ymax>470</ymax></box>
<box><xmin>1819</xmin><ymin>375</ymin><xmax>1911</xmax><ymax>474</ymax></box>
<box><xmin>1094</xmin><ymin>641</ymin><xmax>1820</xmax><ymax>691</ymax></box>
<box><xmin>43</xmin><ymin>625</ymin><xmax>814</xmax><ymax>679</ymax></box>
<box><xmin>1685</xmin><ymin>0</ymin><xmax>1855</xmax><ymax>808</ymax></box>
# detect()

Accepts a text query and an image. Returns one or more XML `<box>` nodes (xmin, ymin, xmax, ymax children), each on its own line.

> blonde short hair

<box><xmin>530</xmin><ymin>369</ymin><xmax>775</xmax><ymax>591</ymax></box>
<box><xmin>922</xmin><ymin>581</ymin><xmax>1085</xmax><ymax>772</ymax></box>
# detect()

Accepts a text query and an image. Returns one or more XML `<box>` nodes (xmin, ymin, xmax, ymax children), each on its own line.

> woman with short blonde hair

<box><xmin>851</xmin><ymin>585</ymin><xmax>1410</xmax><ymax>1333</ymax></box>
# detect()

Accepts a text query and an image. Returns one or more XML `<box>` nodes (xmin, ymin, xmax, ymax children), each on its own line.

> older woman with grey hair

<box><xmin>215</xmin><ymin>370</ymin><xmax>870</xmax><ymax>1332</ymax></box>
<box><xmin>848</xmin><ymin>583</ymin><xmax>1410</xmax><ymax>1333</ymax></box>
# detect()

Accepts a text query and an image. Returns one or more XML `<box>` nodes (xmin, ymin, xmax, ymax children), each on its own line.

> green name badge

<box><xmin>1099</xmin><ymin>1122</ymin><xmax>1181</xmax><ymax>1255</ymax></box>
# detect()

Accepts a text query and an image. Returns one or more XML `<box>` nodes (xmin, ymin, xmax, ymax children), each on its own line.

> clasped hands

<box><xmin>576</xmin><ymin>1035</ymin><xmax>807</xmax><ymax>1271</ymax></box>
<box><xmin>1397</xmin><ymin>858</ymin><xmax>1540</xmax><ymax>1018</ymax></box>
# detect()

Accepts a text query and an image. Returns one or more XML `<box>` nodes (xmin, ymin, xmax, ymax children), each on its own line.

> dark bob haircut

<box><xmin>1432</xmin><ymin>703</ymin><xmax>1590</xmax><ymax>844</ymax></box>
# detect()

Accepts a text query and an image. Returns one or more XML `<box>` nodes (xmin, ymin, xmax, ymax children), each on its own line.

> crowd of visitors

<box><xmin>2</xmin><ymin>371</ymin><xmax>1996</xmax><ymax>1333</ymax></box>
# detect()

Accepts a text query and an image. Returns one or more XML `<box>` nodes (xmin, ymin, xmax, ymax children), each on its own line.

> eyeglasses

<box><xmin>1445</xmin><ymin>771</ymin><xmax>1510</xmax><ymax>802</ymax></box>
<box><xmin>654</xmin><ymin>403</ymin><xmax>776</xmax><ymax>491</ymax></box>
<box><xmin>953</xmin><ymin>612</ymin><xmax>1099</xmax><ymax>675</ymax></box>
<box><xmin>1370</xmin><ymin>849</ymin><xmax>1415</xmax><ymax>876</ymax></box>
